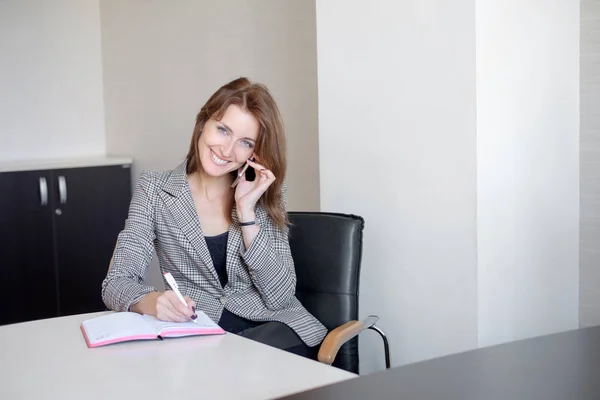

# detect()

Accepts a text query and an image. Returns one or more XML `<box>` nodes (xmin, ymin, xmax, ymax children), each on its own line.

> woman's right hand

<box><xmin>132</xmin><ymin>291</ymin><xmax>197</xmax><ymax>322</ymax></box>
<box><xmin>156</xmin><ymin>290</ymin><xmax>197</xmax><ymax>322</ymax></box>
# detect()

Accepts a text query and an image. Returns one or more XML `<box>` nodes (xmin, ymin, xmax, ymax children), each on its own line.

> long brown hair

<box><xmin>186</xmin><ymin>77</ymin><xmax>289</xmax><ymax>229</ymax></box>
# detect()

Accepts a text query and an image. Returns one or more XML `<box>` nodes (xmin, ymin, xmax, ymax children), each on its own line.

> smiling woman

<box><xmin>186</xmin><ymin>78</ymin><xmax>289</xmax><ymax>230</ymax></box>
<box><xmin>101</xmin><ymin>77</ymin><xmax>327</xmax><ymax>359</ymax></box>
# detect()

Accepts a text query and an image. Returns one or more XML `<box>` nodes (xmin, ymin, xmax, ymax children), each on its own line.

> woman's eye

<box><xmin>240</xmin><ymin>140</ymin><xmax>254</xmax><ymax>149</ymax></box>
<box><xmin>217</xmin><ymin>126</ymin><xmax>227</xmax><ymax>135</ymax></box>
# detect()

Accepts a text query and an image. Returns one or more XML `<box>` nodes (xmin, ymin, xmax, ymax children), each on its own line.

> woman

<box><xmin>102</xmin><ymin>77</ymin><xmax>327</xmax><ymax>357</ymax></box>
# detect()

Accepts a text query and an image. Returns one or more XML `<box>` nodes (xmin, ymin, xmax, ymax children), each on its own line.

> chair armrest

<box><xmin>317</xmin><ymin>315</ymin><xmax>379</xmax><ymax>365</ymax></box>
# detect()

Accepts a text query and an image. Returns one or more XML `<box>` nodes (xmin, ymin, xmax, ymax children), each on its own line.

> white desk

<box><xmin>0</xmin><ymin>312</ymin><xmax>356</xmax><ymax>400</ymax></box>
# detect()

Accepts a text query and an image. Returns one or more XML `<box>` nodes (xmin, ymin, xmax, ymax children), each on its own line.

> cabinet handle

<box><xmin>39</xmin><ymin>177</ymin><xmax>48</xmax><ymax>206</ymax></box>
<box><xmin>58</xmin><ymin>176</ymin><xmax>67</xmax><ymax>204</ymax></box>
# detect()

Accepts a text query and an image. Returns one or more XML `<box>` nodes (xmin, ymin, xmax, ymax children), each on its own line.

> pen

<box><xmin>163</xmin><ymin>272</ymin><xmax>197</xmax><ymax>323</ymax></box>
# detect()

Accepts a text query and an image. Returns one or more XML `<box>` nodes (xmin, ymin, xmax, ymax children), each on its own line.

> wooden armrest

<box><xmin>317</xmin><ymin>315</ymin><xmax>379</xmax><ymax>365</ymax></box>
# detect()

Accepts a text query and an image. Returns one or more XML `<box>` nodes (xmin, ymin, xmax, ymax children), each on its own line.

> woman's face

<box><xmin>198</xmin><ymin>104</ymin><xmax>259</xmax><ymax>178</ymax></box>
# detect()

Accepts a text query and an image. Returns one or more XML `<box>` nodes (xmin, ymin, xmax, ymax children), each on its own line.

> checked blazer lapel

<box><xmin>158</xmin><ymin>163</ymin><xmax>220</xmax><ymax>285</ymax></box>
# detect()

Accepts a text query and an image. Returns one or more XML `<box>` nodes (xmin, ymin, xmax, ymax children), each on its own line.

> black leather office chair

<box><xmin>287</xmin><ymin>212</ymin><xmax>390</xmax><ymax>374</ymax></box>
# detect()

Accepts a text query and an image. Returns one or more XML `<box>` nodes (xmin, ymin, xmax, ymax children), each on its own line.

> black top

<box><xmin>278</xmin><ymin>326</ymin><xmax>600</xmax><ymax>400</ymax></box>
<box><xmin>204</xmin><ymin>231</ymin><xmax>229</xmax><ymax>287</ymax></box>
<box><xmin>205</xmin><ymin>231</ymin><xmax>263</xmax><ymax>334</ymax></box>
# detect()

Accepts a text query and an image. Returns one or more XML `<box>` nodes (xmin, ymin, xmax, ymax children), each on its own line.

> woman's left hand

<box><xmin>234</xmin><ymin>158</ymin><xmax>276</xmax><ymax>215</ymax></box>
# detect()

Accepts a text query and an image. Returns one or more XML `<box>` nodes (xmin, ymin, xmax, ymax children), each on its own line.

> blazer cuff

<box><xmin>123</xmin><ymin>285</ymin><xmax>158</xmax><ymax>312</ymax></box>
<box><xmin>239</xmin><ymin>227</ymin><xmax>270</xmax><ymax>270</ymax></box>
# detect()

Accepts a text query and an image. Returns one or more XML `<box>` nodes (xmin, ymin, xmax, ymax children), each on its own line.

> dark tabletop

<box><xmin>279</xmin><ymin>326</ymin><xmax>600</xmax><ymax>400</ymax></box>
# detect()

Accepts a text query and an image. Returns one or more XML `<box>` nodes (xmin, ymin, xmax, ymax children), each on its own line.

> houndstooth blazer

<box><xmin>101</xmin><ymin>161</ymin><xmax>327</xmax><ymax>347</ymax></box>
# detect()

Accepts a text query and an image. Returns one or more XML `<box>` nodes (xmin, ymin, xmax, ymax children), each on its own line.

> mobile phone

<box><xmin>231</xmin><ymin>157</ymin><xmax>257</xmax><ymax>188</ymax></box>
<box><xmin>245</xmin><ymin>165</ymin><xmax>256</xmax><ymax>182</ymax></box>
<box><xmin>244</xmin><ymin>156</ymin><xmax>256</xmax><ymax>182</ymax></box>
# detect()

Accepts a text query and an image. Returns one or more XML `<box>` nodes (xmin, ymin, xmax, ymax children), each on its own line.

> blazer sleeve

<box><xmin>239</xmin><ymin>183</ymin><xmax>296</xmax><ymax>310</ymax></box>
<box><xmin>101</xmin><ymin>171</ymin><xmax>159</xmax><ymax>312</ymax></box>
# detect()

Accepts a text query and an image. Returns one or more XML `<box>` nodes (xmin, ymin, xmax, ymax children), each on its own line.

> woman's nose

<box><xmin>221</xmin><ymin>140</ymin><xmax>235</xmax><ymax>158</ymax></box>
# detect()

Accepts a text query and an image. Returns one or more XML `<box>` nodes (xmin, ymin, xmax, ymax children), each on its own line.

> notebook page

<box><xmin>82</xmin><ymin>312</ymin><xmax>156</xmax><ymax>345</ymax></box>
<box><xmin>142</xmin><ymin>311</ymin><xmax>224</xmax><ymax>336</ymax></box>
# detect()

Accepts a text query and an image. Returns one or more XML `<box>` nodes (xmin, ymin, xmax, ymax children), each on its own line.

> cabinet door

<box><xmin>0</xmin><ymin>170</ymin><xmax>58</xmax><ymax>325</ymax></box>
<box><xmin>52</xmin><ymin>165</ymin><xmax>131</xmax><ymax>316</ymax></box>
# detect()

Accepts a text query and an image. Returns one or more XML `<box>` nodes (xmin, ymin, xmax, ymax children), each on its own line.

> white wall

<box><xmin>580</xmin><ymin>0</ymin><xmax>600</xmax><ymax>328</ymax></box>
<box><xmin>318</xmin><ymin>0</ymin><xmax>580</xmax><ymax>373</ymax></box>
<box><xmin>0</xmin><ymin>0</ymin><xmax>106</xmax><ymax>162</ymax></box>
<box><xmin>476</xmin><ymin>0</ymin><xmax>580</xmax><ymax>347</ymax></box>
<box><xmin>316</xmin><ymin>0</ymin><xmax>479</xmax><ymax>372</ymax></box>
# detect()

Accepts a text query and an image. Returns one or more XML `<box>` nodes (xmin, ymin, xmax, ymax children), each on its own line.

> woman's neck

<box><xmin>194</xmin><ymin>170</ymin><xmax>233</xmax><ymax>202</ymax></box>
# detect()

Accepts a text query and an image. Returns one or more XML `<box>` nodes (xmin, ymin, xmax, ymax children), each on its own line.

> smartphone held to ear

<box><xmin>244</xmin><ymin>165</ymin><xmax>256</xmax><ymax>182</ymax></box>
<box><xmin>231</xmin><ymin>157</ymin><xmax>256</xmax><ymax>188</ymax></box>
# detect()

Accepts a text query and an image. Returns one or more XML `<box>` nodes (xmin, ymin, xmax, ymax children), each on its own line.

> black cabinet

<box><xmin>0</xmin><ymin>163</ymin><xmax>131</xmax><ymax>325</ymax></box>
<box><xmin>0</xmin><ymin>170</ymin><xmax>57</xmax><ymax>324</ymax></box>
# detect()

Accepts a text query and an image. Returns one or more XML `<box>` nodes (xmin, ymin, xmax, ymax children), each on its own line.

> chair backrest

<box><xmin>287</xmin><ymin>212</ymin><xmax>364</xmax><ymax>374</ymax></box>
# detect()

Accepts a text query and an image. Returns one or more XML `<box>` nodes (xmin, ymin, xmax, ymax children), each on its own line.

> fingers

<box><xmin>246</xmin><ymin>158</ymin><xmax>265</xmax><ymax>171</ymax></box>
<box><xmin>256</xmin><ymin>169</ymin><xmax>275</xmax><ymax>192</ymax></box>
<box><xmin>157</xmin><ymin>306</ymin><xmax>186</xmax><ymax>323</ymax></box>
<box><xmin>165</xmin><ymin>291</ymin><xmax>193</xmax><ymax>316</ymax></box>
<box><xmin>156</xmin><ymin>291</ymin><xmax>195</xmax><ymax>322</ymax></box>
<box><xmin>234</xmin><ymin>158</ymin><xmax>276</xmax><ymax>208</ymax></box>
<box><xmin>246</xmin><ymin>159</ymin><xmax>276</xmax><ymax>186</ymax></box>
<box><xmin>184</xmin><ymin>296</ymin><xmax>196</xmax><ymax>309</ymax></box>
<box><xmin>259</xmin><ymin>168</ymin><xmax>276</xmax><ymax>182</ymax></box>
<box><xmin>184</xmin><ymin>296</ymin><xmax>196</xmax><ymax>313</ymax></box>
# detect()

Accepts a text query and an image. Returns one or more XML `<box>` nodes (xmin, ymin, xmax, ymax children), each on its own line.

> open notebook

<box><xmin>80</xmin><ymin>311</ymin><xmax>226</xmax><ymax>348</ymax></box>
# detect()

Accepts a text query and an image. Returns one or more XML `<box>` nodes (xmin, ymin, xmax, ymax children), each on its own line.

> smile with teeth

<box><xmin>210</xmin><ymin>151</ymin><xmax>229</xmax><ymax>166</ymax></box>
